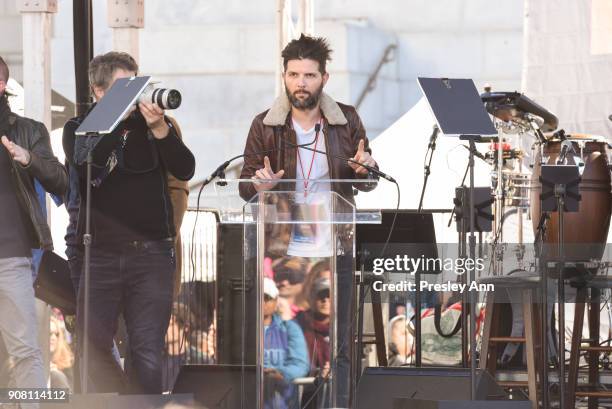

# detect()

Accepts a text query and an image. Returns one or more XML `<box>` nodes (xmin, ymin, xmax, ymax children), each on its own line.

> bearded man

<box><xmin>239</xmin><ymin>34</ymin><xmax>378</xmax><ymax>407</ymax></box>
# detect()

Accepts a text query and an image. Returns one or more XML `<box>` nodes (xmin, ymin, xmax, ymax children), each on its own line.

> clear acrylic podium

<box><xmin>204</xmin><ymin>179</ymin><xmax>380</xmax><ymax>409</ymax></box>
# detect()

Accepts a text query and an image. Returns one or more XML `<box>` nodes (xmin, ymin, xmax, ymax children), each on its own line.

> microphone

<box><xmin>282</xmin><ymin>134</ymin><xmax>396</xmax><ymax>183</ymax></box>
<box><xmin>462</xmin><ymin>144</ymin><xmax>487</xmax><ymax>162</ymax></box>
<box><xmin>428</xmin><ymin>125</ymin><xmax>439</xmax><ymax>149</ymax></box>
<box><xmin>556</xmin><ymin>139</ymin><xmax>574</xmax><ymax>165</ymax></box>
<box><xmin>198</xmin><ymin>131</ymin><xmax>319</xmax><ymax>189</ymax></box>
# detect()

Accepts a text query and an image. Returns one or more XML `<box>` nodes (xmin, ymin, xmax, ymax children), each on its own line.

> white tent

<box><xmin>357</xmin><ymin>96</ymin><xmax>501</xmax><ymax>243</ymax></box>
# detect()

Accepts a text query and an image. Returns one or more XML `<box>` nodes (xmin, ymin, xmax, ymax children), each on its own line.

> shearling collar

<box><xmin>263</xmin><ymin>92</ymin><xmax>348</xmax><ymax>126</ymax></box>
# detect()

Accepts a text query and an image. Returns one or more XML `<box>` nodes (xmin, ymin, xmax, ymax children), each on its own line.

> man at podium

<box><xmin>239</xmin><ymin>34</ymin><xmax>379</xmax><ymax>408</ymax></box>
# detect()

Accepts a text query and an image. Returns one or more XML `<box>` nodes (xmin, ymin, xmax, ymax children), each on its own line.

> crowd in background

<box><xmin>263</xmin><ymin>256</ymin><xmax>332</xmax><ymax>409</ymax></box>
<box><xmin>160</xmin><ymin>254</ymin><xmax>334</xmax><ymax>409</ymax></box>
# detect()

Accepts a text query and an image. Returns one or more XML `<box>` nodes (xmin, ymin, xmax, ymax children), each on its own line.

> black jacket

<box><xmin>6</xmin><ymin>113</ymin><xmax>68</xmax><ymax>250</ymax></box>
<box><xmin>64</xmin><ymin>111</ymin><xmax>195</xmax><ymax>246</ymax></box>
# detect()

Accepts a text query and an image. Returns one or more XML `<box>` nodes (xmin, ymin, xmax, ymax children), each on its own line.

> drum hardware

<box><xmin>485</xmin><ymin>121</ymin><xmax>533</xmax><ymax>275</ymax></box>
<box><xmin>539</xmin><ymin>164</ymin><xmax>583</xmax><ymax>409</ymax></box>
<box><xmin>556</xmin><ymin>139</ymin><xmax>574</xmax><ymax>165</ymax></box>
<box><xmin>481</xmin><ymin>91</ymin><xmax>559</xmax><ymax>133</ymax></box>
<box><xmin>495</xmin><ymin>118</ymin><xmax>527</xmax><ymax>135</ymax></box>
<box><xmin>472</xmin><ymin>88</ymin><xmax>612</xmax><ymax>408</ymax></box>
<box><xmin>512</xmin><ymin>244</ymin><xmax>526</xmax><ymax>263</ymax></box>
<box><xmin>530</xmin><ymin>135</ymin><xmax>611</xmax><ymax>267</ymax></box>
<box><xmin>484</xmin><ymin>147</ymin><xmax>522</xmax><ymax>164</ymax></box>
<box><xmin>490</xmin><ymin>172</ymin><xmax>531</xmax><ymax>209</ymax></box>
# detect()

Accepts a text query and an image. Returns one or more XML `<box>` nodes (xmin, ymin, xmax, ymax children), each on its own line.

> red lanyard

<box><xmin>296</xmin><ymin>118</ymin><xmax>323</xmax><ymax>193</ymax></box>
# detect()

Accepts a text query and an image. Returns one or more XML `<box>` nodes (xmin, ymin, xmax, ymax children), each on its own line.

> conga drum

<box><xmin>530</xmin><ymin>135</ymin><xmax>611</xmax><ymax>270</ymax></box>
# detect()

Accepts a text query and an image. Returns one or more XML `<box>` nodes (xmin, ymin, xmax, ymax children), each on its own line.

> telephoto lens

<box><xmin>138</xmin><ymin>84</ymin><xmax>182</xmax><ymax>110</ymax></box>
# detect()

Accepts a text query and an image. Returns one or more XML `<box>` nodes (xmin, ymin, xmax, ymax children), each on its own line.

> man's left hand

<box><xmin>348</xmin><ymin>139</ymin><xmax>376</xmax><ymax>175</ymax></box>
<box><xmin>139</xmin><ymin>102</ymin><xmax>169</xmax><ymax>139</ymax></box>
<box><xmin>1</xmin><ymin>135</ymin><xmax>31</xmax><ymax>166</ymax></box>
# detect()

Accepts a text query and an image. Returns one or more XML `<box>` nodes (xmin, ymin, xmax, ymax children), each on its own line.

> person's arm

<box><xmin>62</xmin><ymin>119</ymin><xmax>78</xmax><ymax>168</ymax></box>
<box><xmin>239</xmin><ymin>117</ymin><xmax>265</xmax><ymax>202</ymax></box>
<box><xmin>154</xmin><ymin>122</ymin><xmax>195</xmax><ymax>181</ymax></box>
<box><xmin>275</xmin><ymin>320</ymin><xmax>310</xmax><ymax>382</ymax></box>
<box><xmin>139</xmin><ymin>102</ymin><xmax>195</xmax><ymax>181</ymax></box>
<box><xmin>21</xmin><ymin>122</ymin><xmax>68</xmax><ymax>197</ymax></box>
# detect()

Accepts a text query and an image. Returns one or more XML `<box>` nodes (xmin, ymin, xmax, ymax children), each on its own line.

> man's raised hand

<box><xmin>348</xmin><ymin>139</ymin><xmax>376</xmax><ymax>175</ymax></box>
<box><xmin>252</xmin><ymin>156</ymin><xmax>284</xmax><ymax>192</ymax></box>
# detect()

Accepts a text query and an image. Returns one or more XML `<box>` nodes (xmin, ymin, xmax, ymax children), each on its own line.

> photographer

<box><xmin>62</xmin><ymin>51</ymin><xmax>195</xmax><ymax>394</ymax></box>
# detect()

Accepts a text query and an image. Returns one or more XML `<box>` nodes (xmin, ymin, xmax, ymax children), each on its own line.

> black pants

<box><xmin>335</xmin><ymin>253</ymin><xmax>353</xmax><ymax>408</ymax></box>
<box><xmin>76</xmin><ymin>239</ymin><xmax>175</xmax><ymax>393</ymax></box>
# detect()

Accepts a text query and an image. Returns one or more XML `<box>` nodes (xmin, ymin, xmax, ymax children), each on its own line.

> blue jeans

<box><xmin>76</xmin><ymin>239</ymin><xmax>175</xmax><ymax>394</ymax></box>
<box><xmin>0</xmin><ymin>257</ymin><xmax>45</xmax><ymax>409</ymax></box>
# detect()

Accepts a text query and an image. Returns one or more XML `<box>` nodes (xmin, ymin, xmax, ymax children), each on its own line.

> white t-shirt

<box><xmin>287</xmin><ymin>118</ymin><xmax>333</xmax><ymax>258</ymax></box>
<box><xmin>293</xmin><ymin>119</ymin><xmax>330</xmax><ymax>195</ymax></box>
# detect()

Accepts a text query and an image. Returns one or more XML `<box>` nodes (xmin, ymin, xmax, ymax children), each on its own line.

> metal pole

<box><xmin>415</xmin><ymin>269</ymin><xmax>422</xmax><ymax>367</ymax></box>
<box><xmin>541</xmin><ymin>235</ymin><xmax>550</xmax><ymax>409</ymax></box>
<box><xmin>558</xmin><ymin>194</ymin><xmax>566</xmax><ymax>409</ymax></box>
<box><xmin>82</xmin><ymin>150</ymin><xmax>93</xmax><ymax>394</ymax></box>
<box><xmin>496</xmin><ymin>128</ymin><xmax>504</xmax><ymax>275</ymax></box>
<box><xmin>469</xmin><ymin>139</ymin><xmax>477</xmax><ymax>400</ymax></box>
<box><xmin>459</xmin><ymin>195</ymin><xmax>468</xmax><ymax>368</ymax></box>
<box><xmin>73</xmin><ymin>0</ymin><xmax>93</xmax><ymax>116</ymax></box>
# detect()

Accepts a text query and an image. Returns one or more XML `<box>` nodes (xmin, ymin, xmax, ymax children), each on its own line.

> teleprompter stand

<box><xmin>74</xmin><ymin>76</ymin><xmax>152</xmax><ymax>393</ymax></box>
<box><xmin>539</xmin><ymin>164</ymin><xmax>581</xmax><ymax>409</ymax></box>
<box><xmin>418</xmin><ymin>77</ymin><xmax>497</xmax><ymax>399</ymax></box>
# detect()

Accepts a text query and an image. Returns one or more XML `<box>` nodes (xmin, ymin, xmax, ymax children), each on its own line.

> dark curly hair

<box><xmin>281</xmin><ymin>34</ymin><xmax>333</xmax><ymax>74</ymax></box>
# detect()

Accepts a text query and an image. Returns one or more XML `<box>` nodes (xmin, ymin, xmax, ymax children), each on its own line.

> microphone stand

<box><xmin>82</xmin><ymin>146</ymin><xmax>93</xmax><ymax>394</ymax></box>
<box><xmin>447</xmin><ymin>144</ymin><xmax>485</xmax><ymax>228</ymax></box>
<box><xmin>418</xmin><ymin>125</ymin><xmax>439</xmax><ymax>213</ymax></box>
<box><xmin>463</xmin><ymin>135</ymin><xmax>479</xmax><ymax>400</ymax></box>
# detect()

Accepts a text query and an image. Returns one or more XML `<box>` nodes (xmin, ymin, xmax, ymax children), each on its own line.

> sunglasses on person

<box><xmin>274</xmin><ymin>272</ymin><xmax>304</xmax><ymax>285</ymax></box>
<box><xmin>316</xmin><ymin>289</ymin><xmax>330</xmax><ymax>301</ymax></box>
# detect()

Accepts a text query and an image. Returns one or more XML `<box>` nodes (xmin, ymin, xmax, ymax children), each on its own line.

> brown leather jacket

<box><xmin>239</xmin><ymin>93</ymin><xmax>377</xmax><ymax>203</ymax></box>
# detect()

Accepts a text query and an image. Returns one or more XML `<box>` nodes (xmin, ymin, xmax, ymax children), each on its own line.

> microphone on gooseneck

<box><xmin>198</xmin><ymin>128</ymin><xmax>320</xmax><ymax>189</ymax></box>
<box><xmin>282</xmin><ymin>131</ymin><xmax>397</xmax><ymax>183</ymax></box>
